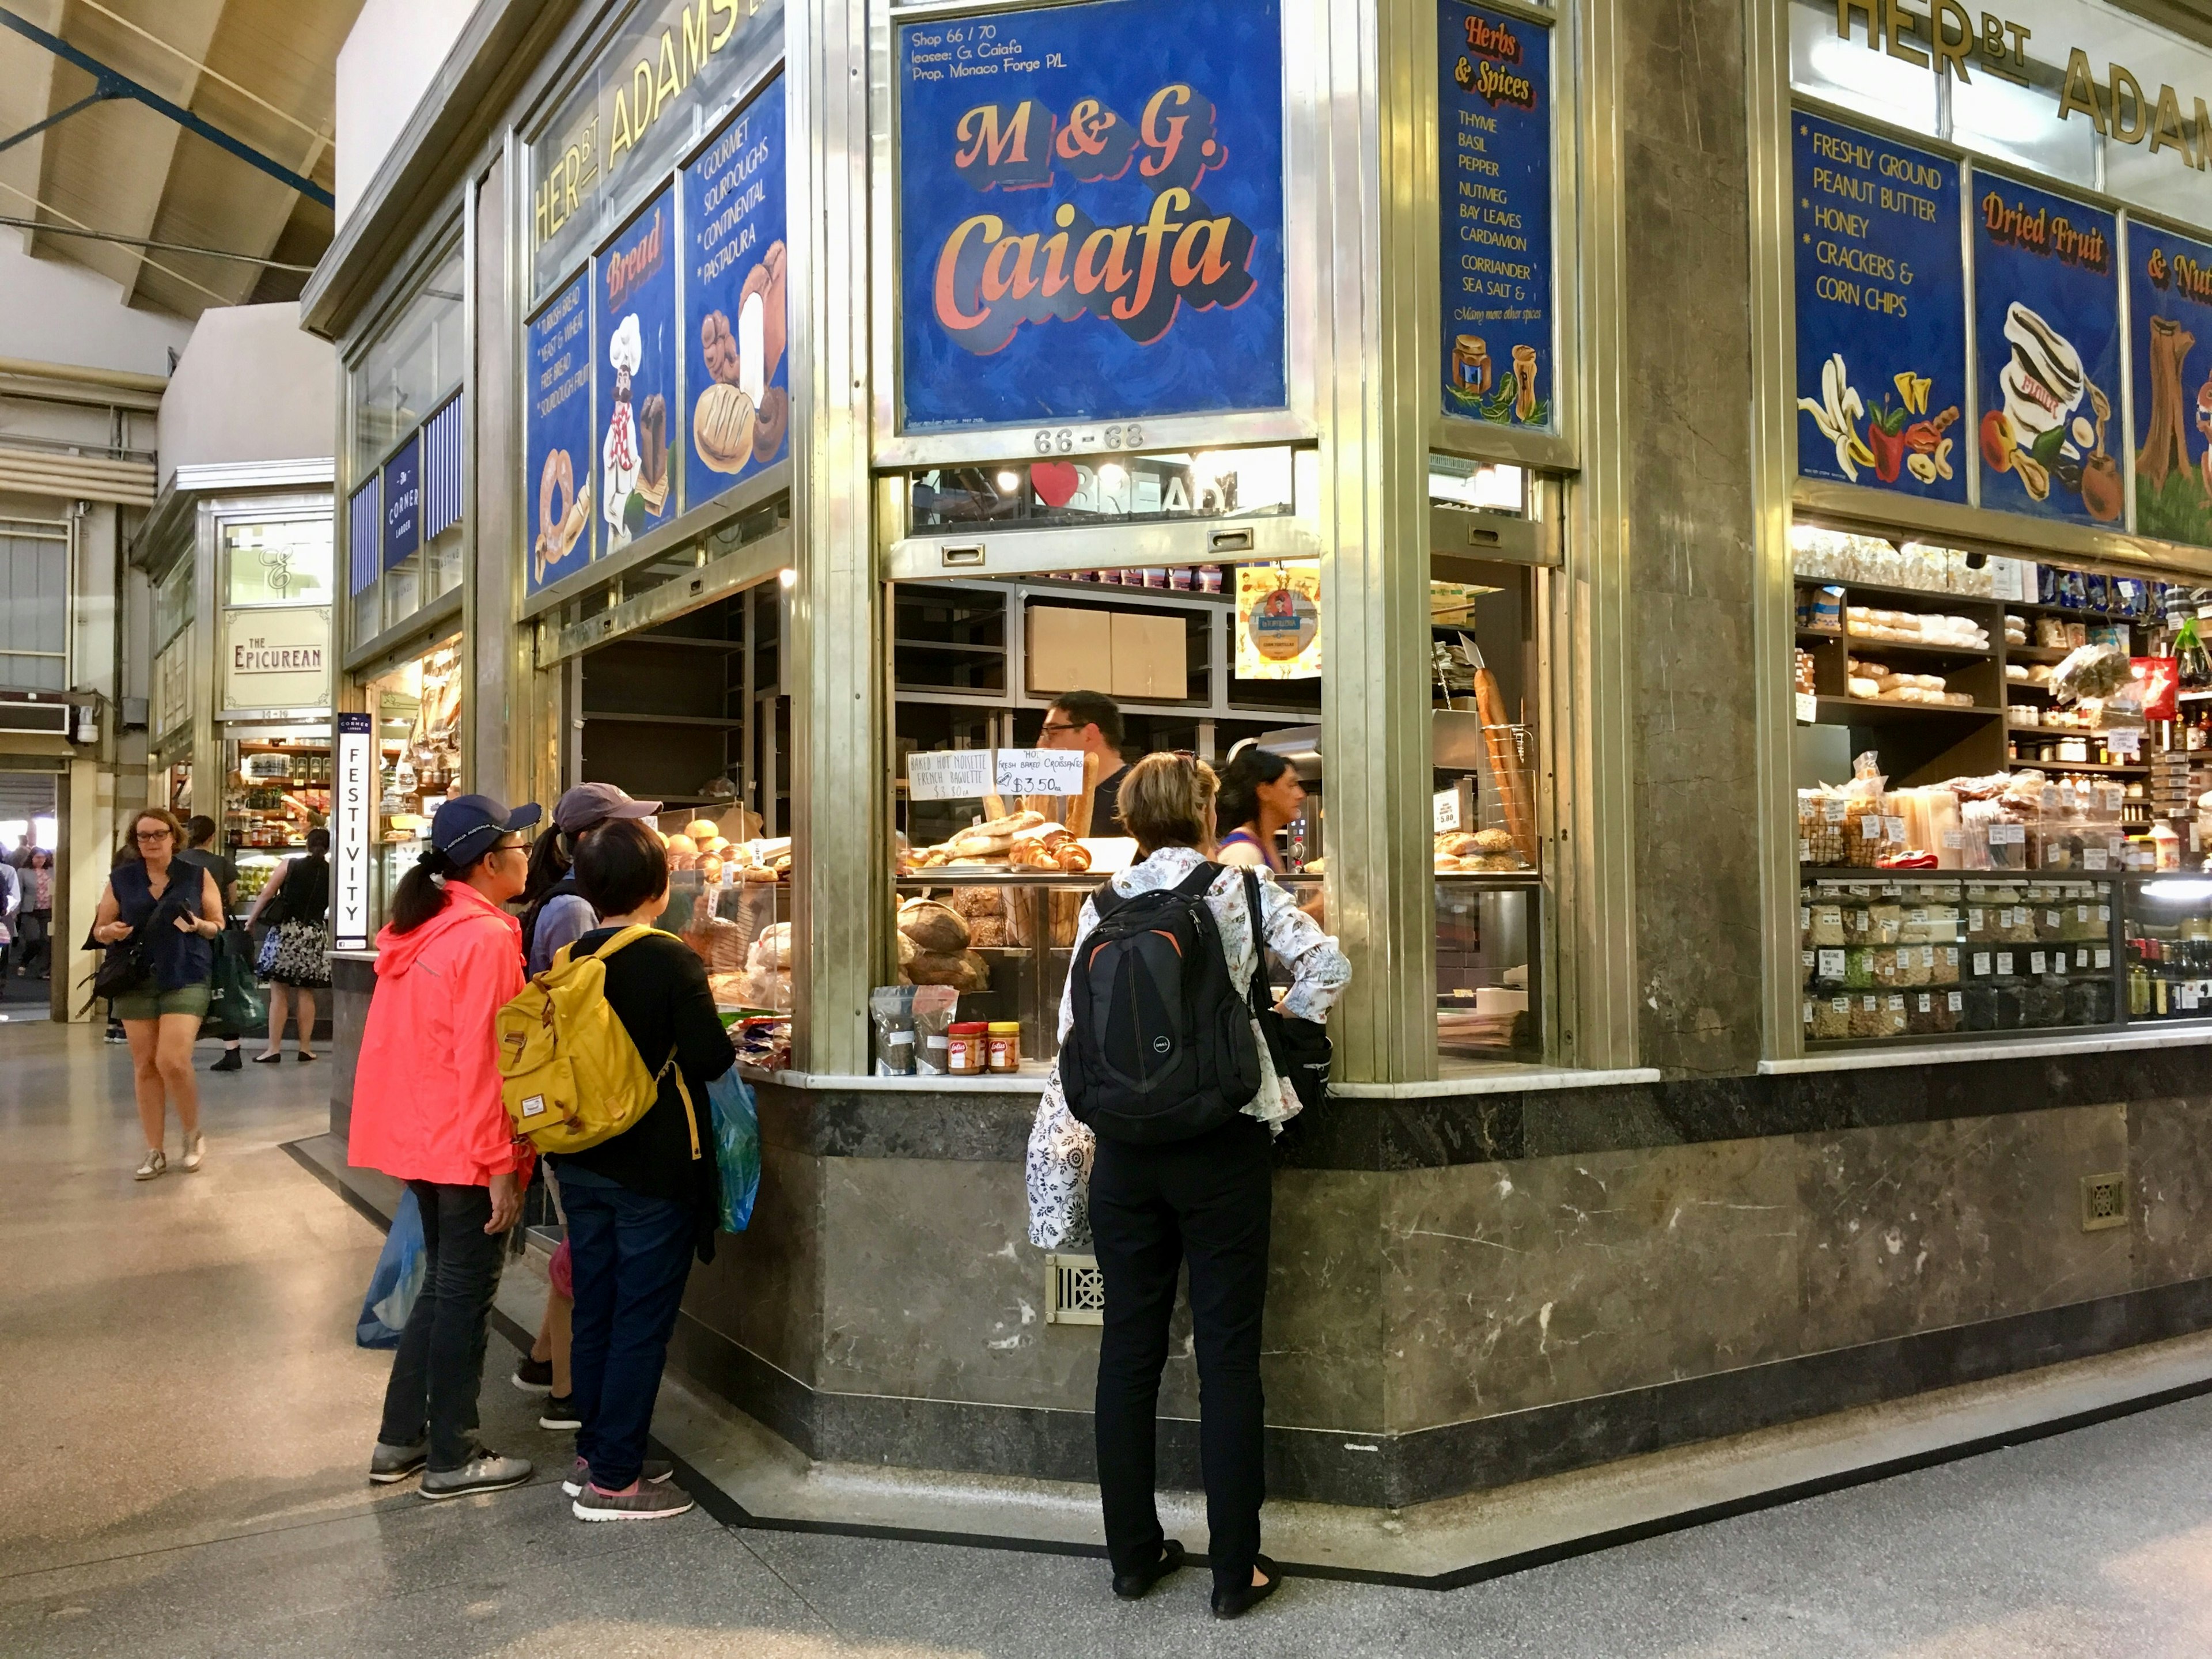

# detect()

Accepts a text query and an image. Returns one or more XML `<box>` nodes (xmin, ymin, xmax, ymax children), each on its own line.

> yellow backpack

<box><xmin>496</xmin><ymin>925</ymin><xmax>699</xmax><ymax>1158</ymax></box>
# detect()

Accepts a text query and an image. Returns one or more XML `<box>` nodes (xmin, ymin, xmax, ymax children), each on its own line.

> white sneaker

<box><xmin>180</xmin><ymin>1131</ymin><xmax>204</xmax><ymax>1172</ymax></box>
<box><xmin>134</xmin><ymin>1148</ymin><xmax>166</xmax><ymax>1181</ymax></box>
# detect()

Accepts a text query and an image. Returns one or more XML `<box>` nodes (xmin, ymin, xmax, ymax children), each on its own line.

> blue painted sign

<box><xmin>593</xmin><ymin>185</ymin><xmax>679</xmax><ymax>554</ymax></box>
<box><xmin>682</xmin><ymin>74</ymin><xmax>789</xmax><ymax>506</ymax></box>
<box><xmin>1972</xmin><ymin>175</ymin><xmax>2122</xmax><ymax>527</ymax></box>
<box><xmin>525</xmin><ymin>273</ymin><xmax>593</xmax><ymax>595</ymax></box>
<box><xmin>380</xmin><ymin>433</ymin><xmax>420</xmax><ymax>573</ymax></box>
<box><xmin>895</xmin><ymin>0</ymin><xmax>1286</xmax><ymax>432</ymax></box>
<box><xmin>1439</xmin><ymin>2</ymin><xmax>1553</xmax><ymax>431</ymax></box>
<box><xmin>1791</xmin><ymin>112</ymin><xmax>1965</xmax><ymax>502</ymax></box>
<box><xmin>2130</xmin><ymin>224</ymin><xmax>2212</xmax><ymax>549</ymax></box>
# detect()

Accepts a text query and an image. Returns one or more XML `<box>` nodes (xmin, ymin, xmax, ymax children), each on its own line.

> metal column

<box><xmin>787</xmin><ymin>0</ymin><xmax>885</xmax><ymax>1074</ymax></box>
<box><xmin>1312</xmin><ymin>0</ymin><xmax>1439</xmax><ymax>1082</ymax></box>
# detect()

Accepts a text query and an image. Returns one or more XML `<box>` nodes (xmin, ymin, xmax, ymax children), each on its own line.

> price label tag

<box><xmin>1885</xmin><ymin>816</ymin><xmax>1906</xmax><ymax>843</ymax></box>
<box><xmin>1974</xmin><ymin>952</ymin><xmax>1992</xmax><ymax>976</ymax></box>
<box><xmin>906</xmin><ymin>749</ymin><xmax>997</xmax><ymax>802</ymax></box>
<box><xmin>2108</xmin><ymin>728</ymin><xmax>2143</xmax><ymax>759</ymax></box>
<box><xmin>1942</xmin><ymin>830</ymin><xmax>1964</xmax><ymax>849</ymax></box>
<box><xmin>1948</xmin><ymin>991</ymin><xmax>1963</xmax><ymax>1012</ymax></box>
<box><xmin>2096</xmin><ymin>948</ymin><xmax>2111</xmax><ymax>968</ymax></box>
<box><xmin>1434</xmin><ymin>789</ymin><xmax>1464</xmax><ymax>832</ymax></box>
<box><xmin>2031</xmin><ymin>950</ymin><xmax>2048</xmax><ymax>975</ymax></box>
<box><xmin>1796</xmin><ymin>691</ymin><xmax>1819</xmax><ymax>725</ymax></box>
<box><xmin>2084</xmin><ymin>849</ymin><xmax>2109</xmax><ymax>871</ymax></box>
<box><xmin>1988</xmin><ymin>823</ymin><xmax>2026</xmax><ymax>846</ymax></box>
<box><xmin>994</xmin><ymin>748</ymin><xmax>1089</xmax><ymax>798</ymax></box>
<box><xmin>1817</xmin><ymin>949</ymin><xmax>1846</xmax><ymax>980</ymax></box>
<box><xmin>1997</xmin><ymin>952</ymin><xmax>2014</xmax><ymax>975</ymax></box>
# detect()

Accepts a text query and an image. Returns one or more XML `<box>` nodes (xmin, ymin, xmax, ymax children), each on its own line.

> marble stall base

<box><xmin>325</xmin><ymin>952</ymin><xmax>374</xmax><ymax>1142</ymax></box>
<box><xmin>498</xmin><ymin>1237</ymin><xmax>2212</xmax><ymax>1584</ymax></box>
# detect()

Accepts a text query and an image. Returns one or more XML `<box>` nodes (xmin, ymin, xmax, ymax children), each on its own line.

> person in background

<box><xmin>1062</xmin><ymin>753</ymin><xmax>1350</xmax><ymax>1619</ymax></box>
<box><xmin>179</xmin><ymin>816</ymin><xmax>243</xmax><ymax>1072</ymax></box>
<box><xmin>0</xmin><ymin>852</ymin><xmax>16</xmax><ymax>970</ymax></box>
<box><xmin>521</xmin><ymin>783</ymin><xmax>663</xmax><ymax>977</ymax></box>
<box><xmin>1039</xmin><ymin>690</ymin><xmax>1132</xmax><ymax>833</ymax></box>
<box><xmin>243</xmin><ymin>827</ymin><xmax>331</xmax><ymax>1062</ymax></box>
<box><xmin>90</xmin><ymin>809</ymin><xmax>226</xmax><ymax>1179</ymax></box>
<box><xmin>1213</xmin><ymin>741</ymin><xmax>1305</xmax><ymax>876</ymax></box>
<box><xmin>16</xmin><ymin>847</ymin><xmax>52</xmax><ymax>978</ymax></box>
<box><xmin>555</xmin><ymin>817</ymin><xmax>733</xmax><ymax>1521</ymax></box>
<box><xmin>511</xmin><ymin>783</ymin><xmax>662</xmax><ymax>1433</ymax></box>
<box><xmin>349</xmin><ymin>794</ymin><xmax>541</xmax><ymax>1500</ymax></box>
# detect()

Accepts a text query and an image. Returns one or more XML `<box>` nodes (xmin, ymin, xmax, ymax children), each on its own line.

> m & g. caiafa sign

<box><xmin>531</xmin><ymin>0</ymin><xmax>782</xmax><ymax>294</ymax></box>
<box><xmin>221</xmin><ymin>607</ymin><xmax>331</xmax><ymax>714</ymax></box>
<box><xmin>1829</xmin><ymin>3</ymin><xmax>2209</xmax><ymax>177</ymax></box>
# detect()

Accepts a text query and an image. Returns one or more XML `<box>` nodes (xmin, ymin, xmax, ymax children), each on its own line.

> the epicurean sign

<box><xmin>1830</xmin><ymin>3</ymin><xmax>2210</xmax><ymax>181</ymax></box>
<box><xmin>222</xmin><ymin>607</ymin><xmax>331</xmax><ymax>711</ymax></box>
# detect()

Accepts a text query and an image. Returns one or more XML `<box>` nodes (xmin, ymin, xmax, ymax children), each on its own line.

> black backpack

<box><xmin>1061</xmin><ymin>862</ymin><xmax>1262</xmax><ymax>1144</ymax></box>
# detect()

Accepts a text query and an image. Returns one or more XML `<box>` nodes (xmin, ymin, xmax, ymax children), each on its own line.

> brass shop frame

<box><xmin>1745</xmin><ymin>10</ymin><xmax>2212</xmax><ymax>1063</ymax></box>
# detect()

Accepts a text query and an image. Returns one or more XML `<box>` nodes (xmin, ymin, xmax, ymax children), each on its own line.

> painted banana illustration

<box><xmin>1798</xmin><ymin>353</ymin><xmax>1874</xmax><ymax>482</ymax></box>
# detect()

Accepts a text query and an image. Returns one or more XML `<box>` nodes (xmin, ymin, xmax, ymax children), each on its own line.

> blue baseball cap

<box><xmin>430</xmin><ymin>794</ymin><xmax>542</xmax><ymax>865</ymax></box>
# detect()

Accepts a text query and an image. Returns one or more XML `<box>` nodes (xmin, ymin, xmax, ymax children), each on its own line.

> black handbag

<box><xmin>86</xmin><ymin>930</ymin><xmax>151</xmax><ymax>1010</ymax></box>
<box><xmin>1240</xmin><ymin>869</ymin><xmax>1332</xmax><ymax>1113</ymax></box>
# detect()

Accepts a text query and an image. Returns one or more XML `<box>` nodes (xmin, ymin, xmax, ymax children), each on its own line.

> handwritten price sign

<box><xmin>995</xmin><ymin>748</ymin><xmax>1088</xmax><ymax>797</ymax></box>
<box><xmin>906</xmin><ymin>749</ymin><xmax>996</xmax><ymax>802</ymax></box>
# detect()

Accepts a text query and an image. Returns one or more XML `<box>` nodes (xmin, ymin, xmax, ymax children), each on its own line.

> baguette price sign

<box><xmin>995</xmin><ymin>748</ymin><xmax>1088</xmax><ymax>797</ymax></box>
<box><xmin>895</xmin><ymin>0</ymin><xmax>1287</xmax><ymax>431</ymax></box>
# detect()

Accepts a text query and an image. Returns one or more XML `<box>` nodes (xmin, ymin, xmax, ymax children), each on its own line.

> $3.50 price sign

<box><xmin>994</xmin><ymin>748</ymin><xmax>1089</xmax><ymax>797</ymax></box>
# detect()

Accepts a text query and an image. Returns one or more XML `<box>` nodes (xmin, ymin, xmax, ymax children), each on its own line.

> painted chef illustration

<box><xmin>603</xmin><ymin>313</ymin><xmax>642</xmax><ymax>551</ymax></box>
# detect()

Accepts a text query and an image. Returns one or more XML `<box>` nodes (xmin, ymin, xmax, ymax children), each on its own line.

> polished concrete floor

<box><xmin>7</xmin><ymin>1019</ymin><xmax>2212</xmax><ymax>1657</ymax></box>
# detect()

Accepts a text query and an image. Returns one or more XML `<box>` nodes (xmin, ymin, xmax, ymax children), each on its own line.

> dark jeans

<box><xmin>378</xmin><ymin>1180</ymin><xmax>507</xmax><ymax>1469</ymax></box>
<box><xmin>562</xmin><ymin>1171</ymin><xmax>696</xmax><ymax>1491</ymax></box>
<box><xmin>1089</xmin><ymin>1112</ymin><xmax>1274</xmax><ymax>1594</ymax></box>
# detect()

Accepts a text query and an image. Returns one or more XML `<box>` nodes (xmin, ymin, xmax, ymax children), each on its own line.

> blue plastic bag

<box><xmin>356</xmin><ymin>1187</ymin><xmax>426</xmax><ymax>1349</ymax></box>
<box><xmin>707</xmin><ymin>1069</ymin><xmax>760</xmax><ymax>1233</ymax></box>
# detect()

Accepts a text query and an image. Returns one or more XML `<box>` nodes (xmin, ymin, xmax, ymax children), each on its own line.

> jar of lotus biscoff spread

<box><xmin>946</xmin><ymin>1022</ymin><xmax>989</xmax><ymax>1074</ymax></box>
<box><xmin>986</xmin><ymin>1022</ymin><xmax>1021</xmax><ymax>1073</ymax></box>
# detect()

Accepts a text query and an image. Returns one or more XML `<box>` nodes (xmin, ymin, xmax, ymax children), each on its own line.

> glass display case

<box><xmin>1800</xmin><ymin>872</ymin><xmax>2119</xmax><ymax>1044</ymax></box>
<box><xmin>2124</xmin><ymin>877</ymin><xmax>2212</xmax><ymax>1021</ymax></box>
<box><xmin>893</xmin><ymin>870</ymin><xmax>1096</xmax><ymax>1073</ymax></box>
<box><xmin>1435</xmin><ymin>875</ymin><xmax>1541</xmax><ymax>1059</ymax></box>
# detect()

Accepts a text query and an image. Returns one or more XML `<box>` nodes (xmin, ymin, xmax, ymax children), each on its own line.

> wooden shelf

<box><xmin>1795</xmin><ymin>577</ymin><xmax>2006</xmax><ymax>611</ymax></box>
<box><xmin>1843</xmin><ymin>632</ymin><xmax>1993</xmax><ymax>662</ymax></box>
<box><xmin>2003</xmin><ymin>644</ymin><xmax>2075</xmax><ymax>663</ymax></box>
<box><xmin>2006</xmin><ymin>757</ymin><xmax>2145</xmax><ymax>775</ymax></box>
<box><xmin>1816</xmin><ymin>696</ymin><xmax>2000</xmax><ymax>724</ymax></box>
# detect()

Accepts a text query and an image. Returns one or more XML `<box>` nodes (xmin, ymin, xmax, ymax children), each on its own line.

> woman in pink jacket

<box><xmin>350</xmin><ymin>794</ymin><xmax>540</xmax><ymax>1500</ymax></box>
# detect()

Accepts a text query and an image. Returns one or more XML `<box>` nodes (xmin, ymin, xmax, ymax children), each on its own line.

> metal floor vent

<box><xmin>2081</xmin><ymin>1172</ymin><xmax>2129</xmax><ymax>1232</ymax></box>
<box><xmin>1046</xmin><ymin>1253</ymin><xmax>1105</xmax><ymax>1325</ymax></box>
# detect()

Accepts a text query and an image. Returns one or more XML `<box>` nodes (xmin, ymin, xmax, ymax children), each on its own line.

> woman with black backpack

<box><xmin>1047</xmin><ymin>752</ymin><xmax>1348</xmax><ymax>1619</ymax></box>
<box><xmin>244</xmin><ymin>827</ymin><xmax>331</xmax><ymax>1061</ymax></box>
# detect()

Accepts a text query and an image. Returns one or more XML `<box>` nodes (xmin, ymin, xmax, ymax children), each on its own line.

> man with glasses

<box><xmin>1039</xmin><ymin>690</ymin><xmax>1133</xmax><ymax>835</ymax></box>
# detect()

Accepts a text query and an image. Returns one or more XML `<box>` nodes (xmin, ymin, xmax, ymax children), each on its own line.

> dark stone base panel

<box><xmin>673</xmin><ymin>1274</ymin><xmax>2212</xmax><ymax>1509</ymax></box>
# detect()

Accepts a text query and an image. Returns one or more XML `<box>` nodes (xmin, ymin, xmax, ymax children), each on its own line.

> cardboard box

<box><xmin>1111</xmin><ymin>611</ymin><xmax>1188</xmax><ymax>702</ymax></box>
<box><xmin>1027</xmin><ymin>606</ymin><xmax>1115</xmax><ymax>696</ymax></box>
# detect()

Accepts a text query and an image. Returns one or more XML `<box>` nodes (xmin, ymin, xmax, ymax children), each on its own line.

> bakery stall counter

<box><xmin>1433</xmin><ymin>870</ymin><xmax>1541</xmax><ymax>1059</ymax></box>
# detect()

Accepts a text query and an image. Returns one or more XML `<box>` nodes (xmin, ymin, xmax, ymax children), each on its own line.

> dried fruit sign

<box><xmin>683</xmin><ymin>74</ymin><xmax>789</xmax><ymax>501</ymax></box>
<box><xmin>895</xmin><ymin>0</ymin><xmax>1286</xmax><ymax>431</ymax></box>
<box><xmin>593</xmin><ymin>189</ymin><xmax>680</xmax><ymax>554</ymax></box>
<box><xmin>1972</xmin><ymin>176</ymin><xmax>2121</xmax><ymax>527</ymax></box>
<box><xmin>1791</xmin><ymin>112</ymin><xmax>1966</xmax><ymax>502</ymax></box>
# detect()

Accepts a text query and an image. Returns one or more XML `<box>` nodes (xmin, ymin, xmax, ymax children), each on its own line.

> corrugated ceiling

<box><xmin>0</xmin><ymin>0</ymin><xmax>362</xmax><ymax>320</ymax></box>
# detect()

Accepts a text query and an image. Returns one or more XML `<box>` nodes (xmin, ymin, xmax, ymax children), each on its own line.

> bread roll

<box><xmin>899</xmin><ymin>898</ymin><xmax>969</xmax><ymax>956</ymax></box>
<box><xmin>694</xmin><ymin>382</ymin><xmax>756</xmax><ymax>474</ymax></box>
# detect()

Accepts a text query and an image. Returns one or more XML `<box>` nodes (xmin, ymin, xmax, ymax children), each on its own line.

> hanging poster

<box><xmin>2130</xmin><ymin>224</ymin><xmax>2212</xmax><ymax>548</ymax></box>
<box><xmin>1791</xmin><ymin>112</ymin><xmax>1966</xmax><ymax>501</ymax></box>
<box><xmin>381</xmin><ymin>433</ymin><xmax>420</xmax><ymax>573</ymax></box>
<box><xmin>525</xmin><ymin>274</ymin><xmax>593</xmax><ymax>594</ymax></box>
<box><xmin>1972</xmin><ymin>175</ymin><xmax>2122</xmax><ymax>527</ymax></box>
<box><xmin>1234</xmin><ymin>562</ymin><xmax>1321</xmax><ymax>680</ymax></box>
<box><xmin>592</xmin><ymin>187</ymin><xmax>679</xmax><ymax>555</ymax></box>
<box><xmin>896</xmin><ymin>0</ymin><xmax>1286</xmax><ymax>432</ymax></box>
<box><xmin>1438</xmin><ymin>1</ymin><xmax>1554</xmax><ymax>431</ymax></box>
<box><xmin>682</xmin><ymin>74</ymin><xmax>789</xmax><ymax>506</ymax></box>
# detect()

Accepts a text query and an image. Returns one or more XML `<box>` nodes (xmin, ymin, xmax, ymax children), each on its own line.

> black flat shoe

<box><xmin>1210</xmin><ymin>1555</ymin><xmax>1281</xmax><ymax>1620</ymax></box>
<box><xmin>1111</xmin><ymin>1539</ymin><xmax>1186</xmax><ymax>1601</ymax></box>
<box><xmin>252</xmin><ymin>1051</ymin><xmax>284</xmax><ymax>1064</ymax></box>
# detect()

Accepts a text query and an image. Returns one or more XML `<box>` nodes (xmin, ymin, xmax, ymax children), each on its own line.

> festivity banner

<box><xmin>593</xmin><ymin>187</ymin><xmax>680</xmax><ymax>554</ymax></box>
<box><xmin>895</xmin><ymin>0</ymin><xmax>1286</xmax><ymax>431</ymax></box>
<box><xmin>525</xmin><ymin>274</ymin><xmax>593</xmax><ymax>594</ymax></box>
<box><xmin>1438</xmin><ymin>1</ymin><xmax>1554</xmax><ymax>432</ymax></box>
<box><xmin>1791</xmin><ymin>112</ymin><xmax>1967</xmax><ymax>502</ymax></box>
<box><xmin>2130</xmin><ymin>223</ymin><xmax>2212</xmax><ymax>548</ymax></box>
<box><xmin>1972</xmin><ymin>174</ymin><xmax>2122</xmax><ymax>527</ymax></box>
<box><xmin>682</xmin><ymin>74</ymin><xmax>789</xmax><ymax>505</ymax></box>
